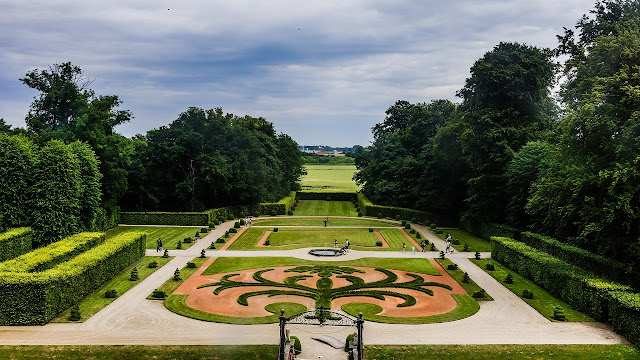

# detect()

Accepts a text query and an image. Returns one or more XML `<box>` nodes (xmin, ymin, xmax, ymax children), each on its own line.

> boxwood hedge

<box><xmin>120</xmin><ymin>212</ymin><xmax>208</xmax><ymax>226</ymax></box>
<box><xmin>0</xmin><ymin>231</ymin><xmax>146</xmax><ymax>325</ymax></box>
<box><xmin>296</xmin><ymin>192</ymin><xmax>356</xmax><ymax>201</ymax></box>
<box><xmin>356</xmin><ymin>193</ymin><xmax>457</xmax><ymax>226</ymax></box>
<box><xmin>0</xmin><ymin>228</ymin><xmax>32</xmax><ymax>263</ymax></box>
<box><xmin>206</xmin><ymin>192</ymin><xmax>297</xmax><ymax>221</ymax></box>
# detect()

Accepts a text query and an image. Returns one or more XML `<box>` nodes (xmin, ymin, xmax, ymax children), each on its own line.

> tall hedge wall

<box><xmin>120</xmin><ymin>212</ymin><xmax>209</xmax><ymax>226</ymax></box>
<box><xmin>0</xmin><ymin>231</ymin><xmax>146</xmax><ymax>325</ymax></box>
<box><xmin>355</xmin><ymin>193</ymin><xmax>457</xmax><ymax>226</ymax></box>
<box><xmin>491</xmin><ymin>236</ymin><xmax>640</xmax><ymax>346</ymax></box>
<box><xmin>296</xmin><ymin>192</ymin><xmax>356</xmax><ymax>201</ymax></box>
<box><xmin>0</xmin><ymin>228</ymin><xmax>32</xmax><ymax>263</ymax></box>
<box><xmin>519</xmin><ymin>232</ymin><xmax>639</xmax><ymax>290</ymax></box>
<box><xmin>206</xmin><ymin>192</ymin><xmax>297</xmax><ymax>221</ymax></box>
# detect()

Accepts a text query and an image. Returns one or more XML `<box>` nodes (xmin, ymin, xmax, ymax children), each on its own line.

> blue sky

<box><xmin>0</xmin><ymin>0</ymin><xmax>594</xmax><ymax>146</ymax></box>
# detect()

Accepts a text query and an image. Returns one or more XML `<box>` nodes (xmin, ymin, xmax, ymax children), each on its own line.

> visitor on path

<box><xmin>402</xmin><ymin>243</ymin><xmax>406</xmax><ymax>253</ymax></box>
<box><xmin>249</xmin><ymin>219</ymin><xmax>252</xmax><ymax>226</ymax></box>
<box><xmin>345</xmin><ymin>239</ymin><xmax>350</xmax><ymax>252</ymax></box>
<box><xmin>156</xmin><ymin>239</ymin><xmax>161</xmax><ymax>252</ymax></box>
<box><xmin>445</xmin><ymin>238</ymin><xmax>451</xmax><ymax>253</ymax></box>
<box><xmin>324</xmin><ymin>218</ymin><xmax>327</xmax><ymax>227</ymax></box>
<box><xmin>412</xmin><ymin>245</ymin><xmax>415</xmax><ymax>254</ymax></box>
<box><xmin>158</xmin><ymin>238</ymin><xmax>163</xmax><ymax>252</ymax></box>
<box><xmin>420</xmin><ymin>240</ymin><xmax>426</xmax><ymax>252</ymax></box>
<box><xmin>334</xmin><ymin>239</ymin><xmax>338</xmax><ymax>248</ymax></box>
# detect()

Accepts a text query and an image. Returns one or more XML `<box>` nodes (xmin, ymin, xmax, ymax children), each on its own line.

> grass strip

<box><xmin>341</xmin><ymin>294</ymin><xmax>479</xmax><ymax>324</ymax></box>
<box><xmin>471</xmin><ymin>258</ymin><xmax>593</xmax><ymax>322</ymax></box>
<box><xmin>435</xmin><ymin>258</ymin><xmax>493</xmax><ymax>301</ymax></box>
<box><xmin>436</xmin><ymin>229</ymin><xmax>491</xmax><ymax>252</ymax></box>
<box><xmin>152</xmin><ymin>257</ymin><xmax>208</xmax><ymax>297</ymax></box>
<box><xmin>293</xmin><ymin>200</ymin><xmax>357</xmax><ymax>216</ymax></box>
<box><xmin>52</xmin><ymin>256</ymin><xmax>173</xmax><ymax>322</ymax></box>
<box><xmin>106</xmin><ymin>226</ymin><xmax>204</xmax><ymax>250</ymax></box>
<box><xmin>252</xmin><ymin>217</ymin><xmax>396</xmax><ymax>227</ymax></box>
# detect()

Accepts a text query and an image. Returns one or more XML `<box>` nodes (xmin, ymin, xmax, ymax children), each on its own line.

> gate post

<box><xmin>278</xmin><ymin>309</ymin><xmax>286</xmax><ymax>360</ymax></box>
<box><xmin>357</xmin><ymin>312</ymin><xmax>364</xmax><ymax>360</ymax></box>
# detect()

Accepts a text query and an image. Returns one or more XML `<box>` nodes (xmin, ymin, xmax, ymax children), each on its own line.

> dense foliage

<box><xmin>355</xmin><ymin>0</ymin><xmax>640</xmax><ymax>267</ymax></box>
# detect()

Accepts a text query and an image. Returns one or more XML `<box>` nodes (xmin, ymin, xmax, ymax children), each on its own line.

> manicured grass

<box><xmin>106</xmin><ymin>226</ymin><xmax>205</xmax><ymax>250</ymax></box>
<box><xmin>0</xmin><ymin>345</ymin><xmax>279</xmax><ymax>360</ymax></box>
<box><xmin>293</xmin><ymin>200</ymin><xmax>357</xmax><ymax>216</ymax></box>
<box><xmin>436</xmin><ymin>259</ymin><xmax>493</xmax><ymax>300</ymax></box>
<box><xmin>227</xmin><ymin>227</ymin><xmax>411</xmax><ymax>251</ymax></box>
<box><xmin>165</xmin><ymin>296</ymin><xmax>307</xmax><ymax>324</ymax></box>
<box><xmin>472</xmin><ymin>258</ymin><xmax>594</xmax><ymax>322</ymax></box>
<box><xmin>51</xmin><ymin>256</ymin><xmax>173</xmax><ymax>323</ymax></box>
<box><xmin>300</xmin><ymin>164</ymin><xmax>359</xmax><ymax>192</ymax></box>
<box><xmin>436</xmin><ymin>229</ymin><xmax>491</xmax><ymax>252</ymax></box>
<box><xmin>341</xmin><ymin>294</ymin><xmax>479</xmax><ymax>324</ymax></box>
<box><xmin>253</xmin><ymin>217</ymin><xmax>396</xmax><ymax>227</ymax></box>
<box><xmin>364</xmin><ymin>345</ymin><xmax>640</xmax><ymax>360</ymax></box>
<box><xmin>153</xmin><ymin>257</ymin><xmax>209</xmax><ymax>297</ymax></box>
<box><xmin>202</xmin><ymin>257</ymin><xmax>440</xmax><ymax>276</ymax></box>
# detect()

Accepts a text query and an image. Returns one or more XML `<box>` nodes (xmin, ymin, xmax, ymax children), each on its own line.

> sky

<box><xmin>0</xmin><ymin>0</ymin><xmax>595</xmax><ymax>146</ymax></box>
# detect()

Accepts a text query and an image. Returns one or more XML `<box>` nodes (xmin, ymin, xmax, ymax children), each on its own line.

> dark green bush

<box><xmin>227</xmin><ymin>214</ymin><xmax>235</xmax><ymax>220</ymax></box>
<box><xmin>553</xmin><ymin>306</ymin><xmax>566</xmax><ymax>321</ymax></box>
<box><xmin>239</xmin><ymin>219</ymin><xmax>245</xmax><ymax>226</ymax></box>
<box><xmin>377</xmin><ymin>213</ymin><xmax>383</xmax><ymax>219</ymax></box>
<box><xmin>194</xmin><ymin>232</ymin><xmax>200</xmax><ymax>238</ymax></box>
<box><xmin>173</xmin><ymin>268</ymin><xmax>181</xmax><ymax>281</ymax></box>
<box><xmin>396</xmin><ymin>215</ymin><xmax>401</xmax><ymax>221</ymax></box>
<box><xmin>505</xmin><ymin>273</ymin><xmax>513</xmax><ymax>284</ymax></box>
<box><xmin>485</xmin><ymin>263</ymin><xmax>495</xmax><ymax>271</ymax></box>
<box><xmin>358</xmin><ymin>212</ymin><xmax>363</xmax><ymax>217</ymax></box>
<box><xmin>472</xmin><ymin>290</ymin><xmax>485</xmax><ymax>298</ymax></box>
<box><xmin>435</xmin><ymin>229</ymin><xmax>443</xmax><ymax>234</ymax></box>
<box><xmin>410</xmin><ymin>217</ymin><xmax>417</xmax><ymax>224</ymax></box>
<box><xmin>200</xmin><ymin>249</ymin><xmax>206</xmax><ymax>258</ymax></box>
<box><xmin>475</xmin><ymin>251</ymin><xmax>481</xmax><ymax>260</ymax></box>
<box><xmin>234</xmin><ymin>221</ymin><xmax>241</xmax><ymax>228</ymax></box>
<box><xmin>120</xmin><ymin>212</ymin><xmax>208</xmax><ymax>226</ymax></box>
<box><xmin>163</xmin><ymin>249</ymin><xmax>169</xmax><ymax>258</ymax></box>
<box><xmin>368</xmin><ymin>228</ymin><xmax>374</xmax><ymax>232</ymax></box>
<box><xmin>105</xmin><ymin>289</ymin><xmax>117</xmax><ymax>298</ymax></box>
<box><xmin>288</xmin><ymin>210</ymin><xmax>293</xmax><ymax>215</ymax></box>
<box><xmin>176</xmin><ymin>240</ymin><xmax>182</xmax><ymax>249</ymax></box>
<box><xmin>209</xmin><ymin>242</ymin><xmax>216</xmax><ymax>249</ymax></box>
<box><xmin>404</xmin><ymin>224</ymin><xmax>411</xmax><ymax>230</ymax></box>
<box><xmin>200</xmin><ymin>228</ymin><xmax>208</xmax><ymax>233</ymax></box>
<box><xmin>375</xmin><ymin>241</ymin><xmax>382</xmax><ymax>247</ymax></box>
<box><xmin>273</xmin><ymin>228</ymin><xmax>279</xmax><ymax>232</ymax></box>
<box><xmin>69</xmin><ymin>305</ymin><xmax>81</xmax><ymax>321</ymax></box>
<box><xmin>452</xmin><ymin>238</ymin><xmax>460</xmax><ymax>245</ymax></box>
<box><xmin>401</xmin><ymin>220</ymin><xmax>407</xmax><ymax>226</ymax></box>
<box><xmin>291</xmin><ymin>335</ymin><xmax>302</xmax><ymax>354</ymax></box>
<box><xmin>238</xmin><ymin>212</ymin><xmax>246</xmax><ymax>219</ymax></box>
<box><xmin>186</xmin><ymin>262</ymin><xmax>196</xmax><ymax>269</ymax></box>
<box><xmin>439</xmin><ymin>251</ymin><xmax>445</xmax><ymax>260</ymax></box>
<box><xmin>216</xmin><ymin>238</ymin><xmax>226</xmax><ymax>244</ymax></box>
<box><xmin>148</xmin><ymin>260</ymin><xmax>158</xmax><ymax>268</ymax></box>
<box><xmin>229</xmin><ymin>228</ymin><xmax>237</xmax><ymax>234</ymax></box>
<box><xmin>463</xmin><ymin>244</ymin><xmax>469</xmax><ymax>252</ymax></box>
<box><xmin>345</xmin><ymin>333</ymin><xmax>355</xmax><ymax>352</ymax></box>
<box><xmin>462</xmin><ymin>272</ymin><xmax>470</xmax><ymax>283</ymax></box>
<box><xmin>430</xmin><ymin>223</ymin><xmax>437</xmax><ymax>230</ymax></box>
<box><xmin>447</xmin><ymin>264</ymin><xmax>458</xmax><ymax>271</ymax></box>
<box><xmin>224</xmin><ymin>231</ymin><xmax>229</xmax><ymax>238</ymax></box>
<box><xmin>523</xmin><ymin>289</ymin><xmax>534</xmax><ymax>299</ymax></box>
<box><xmin>183</xmin><ymin>237</ymin><xmax>192</xmax><ymax>244</ymax></box>
<box><xmin>151</xmin><ymin>289</ymin><xmax>166</xmax><ymax>299</ymax></box>
<box><xmin>416</xmin><ymin>233</ymin><xmax>421</xmax><ymax>239</ymax></box>
<box><xmin>409</xmin><ymin>229</ymin><xmax>415</xmax><ymax>234</ymax></box>
<box><xmin>430</xmin><ymin>244</ymin><xmax>436</xmax><ymax>251</ymax></box>
<box><xmin>264</xmin><ymin>239</ymin><xmax>270</xmax><ymax>246</ymax></box>
<box><xmin>129</xmin><ymin>267</ymin><xmax>139</xmax><ymax>281</ymax></box>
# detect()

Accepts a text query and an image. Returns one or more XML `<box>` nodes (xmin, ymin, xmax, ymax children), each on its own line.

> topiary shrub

<box><xmin>435</xmin><ymin>230</ymin><xmax>443</xmax><ymax>234</ymax></box>
<box><xmin>473</xmin><ymin>290</ymin><xmax>486</xmax><ymax>299</ymax></box>
<box><xmin>200</xmin><ymin>249</ymin><xmax>206</xmax><ymax>258</ymax></box>
<box><xmin>463</xmin><ymin>244</ymin><xmax>469</xmax><ymax>252</ymax></box>
<box><xmin>224</xmin><ymin>231</ymin><xmax>230</xmax><ymax>238</ymax></box>
<box><xmin>485</xmin><ymin>263</ymin><xmax>495</xmax><ymax>271</ymax></box>
<box><xmin>439</xmin><ymin>251</ymin><xmax>445</xmax><ymax>260</ymax></box>
<box><xmin>227</xmin><ymin>214</ymin><xmax>235</xmax><ymax>220</ymax></box>
<box><xmin>401</xmin><ymin>220</ymin><xmax>407</xmax><ymax>227</ymax></box>
<box><xmin>447</xmin><ymin>264</ymin><xmax>458</xmax><ymax>271</ymax></box>
<box><xmin>200</xmin><ymin>228</ymin><xmax>208</xmax><ymax>233</ymax></box>
<box><xmin>375</xmin><ymin>241</ymin><xmax>382</xmax><ymax>247</ymax></box>
<box><xmin>218</xmin><ymin>217</ymin><xmax>226</xmax><ymax>223</ymax></box>
<box><xmin>270</xmin><ymin>210</ymin><xmax>277</xmax><ymax>216</ymax></box>
<box><xmin>475</xmin><ymin>251</ymin><xmax>481</xmax><ymax>260</ymax></box>
<box><xmin>229</xmin><ymin>228</ymin><xmax>237</xmax><ymax>234</ymax></box>
<box><xmin>216</xmin><ymin>238</ymin><xmax>226</xmax><ymax>244</ymax></box>
<box><xmin>395</xmin><ymin>215</ymin><xmax>401</xmax><ymax>221</ymax></box>
<box><xmin>505</xmin><ymin>273</ymin><xmax>513</xmax><ymax>284</ymax></box>
<box><xmin>430</xmin><ymin>223</ymin><xmax>437</xmax><ymax>230</ymax></box>
<box><xmin>344</xmin><ymin>333</ymin><xmax>355</xmax><ymax>352</ymax></box>
<box><xmin>273</xmin><ymin>228</ymin><xmax>279</xmax><ymax>232</ymax></box>
<box><xmin>238</xmin><ymin>212</ymin><xmax>245</xmax><ymax>219</ymax></box>
<box><xmin>416</xmin><ymin>233</ymin><xmax>421</xmax><ymax>239</ymax></box>
<box><xmin>410</xmin><ymin>217</ymin><xmax>417</xmax><ymax>224</ymax></box>
<box><xmin>69</xmin><ymin>305</ymin><xmax>81</xmax><ymax>321</ymax></box>
<box><xmin>291</xmin><ymin>335</ymin><xmax>302</xmax><ymax>355</ymax></box>
<box><xmin>409</xmin><ymin>229</ymin><xmax>416</xmax><ymax>234</ymax></box>
<box><xmin>151</xmin><ymin>289</ymin><xmax>166</xmax><ymax>299</ymax></box>
<box><xmin>326</xmin><ymin>196</ymin><xmax>332</xmax><ymax>201</ymax></box>
<box><xmin>209</xmin><ymin>242</ymin><xmax>216</xmax><ymax>249</ymax></box>
<box><xmin>163</xmin><ymin>249</ymin><xmax>169</xmax><ymax>258</ymax></box>
<box><xmin>264</xmin><ymin>239</ymin><xmax>270</xmax><ymax>246</ymax></box>
<box><xmin>234</xmin><ymin>221</ymin><xmax>241</xmax><ymax>228</ymax></box>
<box><xmin>522</xmin><ymin>289</ymin><xmax>534</xmax><ymax>299</ymax></box>
<box><xmin>129</xmin><ymin>267</ymin><xmax>139</xmax><ymax>281</ymax></box>
<box><xmin>553</xmin><ymin>306</ymin><xmax>566</xmax><ymax>321</ymax></box>
<box><xmin>176</xmin><ymin>240</ymin><xmax>182</xmax><ymax>249</ymax></box>
<box><xmin>288</xmin><ymin>210</ymin><xmax>293</xmax><ymax>216</ymax></box>
<box><xmin>423</xmin><ymin>219</ymin><xmax>431</xmax><ymax>226</ymax></box>
<box><xmin>105</xmin><ymin>289</ymin><xmax>117</xmax><ymax>298</ymax></box>
<box><xmin>377</xmin><ymin>213</ymin><xmax>383</xmax><ymax>219</ymax></box>
<box><xmin>194</xmin><ymin>232</ymin><xmax>200</xmax><ymax>238</ymax></box>
<box><xmin>462</xmin><ymin>272</ymin><xmax>470</xmax><ymax>283</ymax></box>
<box><xmin>186</xmin><ymin>262</ymin><xmax>196</xmax><ymax>269</ymax></box>
<box><xmin>452</xmin><ymin>238</ymin><xmax>460</xmax><ymax>245</ymax></box>
<box><xmin>358</xmin><ymin>212</ymin><xmax>363</xmax><ymax>217</ymax></box>
<box><xmin>239</xmin><ymin>219</ymin><xmax>245</xmax><ymax>226</ymax></box>
<box><xmin>183</xmin><ymin>237</ymin><xmax>192</xmax><ymax>244</ymax></box>
<box><xmin>148</xmin><ymin>260</ymin><xmax>158</xmax><ymax>268</ymax></box>
<box><xmin>368</xmin><ymin>228</ymin><xmax>374</xmax><ymax>232</ymax></box>
<box><xmin>430</xmin><ymin>243</ymin><xmax>436</xmax><ymax>251</ymax></box>
<box><xmin>173</xmin><ymin>268</ymin><xmax>181</xmax><ymax>281</ymax></box>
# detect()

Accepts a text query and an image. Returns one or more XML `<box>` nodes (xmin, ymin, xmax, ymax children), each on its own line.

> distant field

<box><xmin>300</xmin><ymin>164</ymin><xmax>359</xmax><ymax>192</ymax></box>
<box><xmin>293</xmin><ymin>200</ymin><xmax>357</xmax><ymax>216</ymax></box>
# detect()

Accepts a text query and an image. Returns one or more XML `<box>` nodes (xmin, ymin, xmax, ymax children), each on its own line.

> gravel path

<box><xmin>0</xmin><ymin>220</ymin><xmax>628</xmax><ymax>357</ymax></box>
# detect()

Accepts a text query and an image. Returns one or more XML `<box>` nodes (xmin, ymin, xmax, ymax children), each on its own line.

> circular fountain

<box><xmin>309</xmin><ymin>248</ymin><xmax>344</xmax><ymax>257</ymax></box>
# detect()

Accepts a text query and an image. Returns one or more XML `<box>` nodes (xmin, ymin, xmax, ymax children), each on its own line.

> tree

<box><xmin>456</xmin><ymin>42</ymin><xmax>558</xmax><ymax>223</ymax></box>
<box><xmin>0</xmin><ymin>135</ymin><xmax>36</xmax><ymax>230</ymax></box>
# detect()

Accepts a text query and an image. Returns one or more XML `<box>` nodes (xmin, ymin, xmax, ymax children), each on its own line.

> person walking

<box><xmin>420</xmin><ymin>240</ymin><xmax>426</xmax><ymax>252</ymax></box>
<box><xmin>158</xmin><ymin>238</ymin><xmax>163</xmax><ymax>252</ymax></box>
<box><xmin>324</xmin><ymin>218</ymin><xmax>327</xmax><ymax>227</ymax></box>
<box><xmin>402</xmin><ymin>243</ymin><xmax>406</xmax><ymax>253</ymax></box>
<box><xmin>334</xmin><ymin>239</ymin><xmax>338</xmax><ymax>248</ymax></box>
<box><xmin>412</xmin><ymin>245</ymin><xmax>415</xmax><ymax>255</ymax></box>
<box><xmin>156</xmin><ymin>239</ymin><xmax>161</xmax><ymax>252</ymax></box>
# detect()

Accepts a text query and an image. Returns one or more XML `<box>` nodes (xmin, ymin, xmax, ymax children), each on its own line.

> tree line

<box><xmin>354</xmin><ymin>0</ymin><xmax>640</xmax><ymax>267</ymax></box>
<box><xmin>0</xmin><ymin>65</ymin><xmax>305</xmax><ymax>244</ymax></box>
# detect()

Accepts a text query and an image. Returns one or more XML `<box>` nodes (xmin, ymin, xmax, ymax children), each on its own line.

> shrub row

<box><xmin>0</xmin><ymin>231</ymin><xmax>146</xmax><ymax>325</ymax></box>
<box><xmin>296</xmin><ymin>192</ymin><xmax>356</xmax><ymax>201</ymax></box>
<box><xmin>519</xmin><ymin>232</ymin><xmax>639</xmax><ymax>290</ymax></box>
<box><xmin>491</xmin><ymin>236</ymin><xmax>640</xmax><ymax>346</ymax></box>
<box><xmin>0</xmin><ymin>232</ymin><xmax>105</xmax><ymax>273</ymax></box>
<box><xmin>206</xmin><ymin>192</ymin><xmax>297</xmax><ymax>221</ymax></box>
<box><xmin>120</xmin><ymin>212</ymin><xmax>209</xmax><ymax>226</ymax></box>
<box><xmin>356</xmin><ymin>193</ymin><xmax>457</xmax><ymax>226</ymax></box>
<box><xmin>92</xmin><ymin>206</ymin><xmax>120</xmax><ymax>232</ymax></box>
<box><xmin>459</xmin><ymin>219</ymin><xmax>521</xmax><ymax>240</ymax></box>
<box><xmin>0</xmin><ymin>228</ymin><xmax>32</xmax><ymax>263</ymax></box>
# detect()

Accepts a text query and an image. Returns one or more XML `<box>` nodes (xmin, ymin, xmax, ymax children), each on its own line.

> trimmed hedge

<box><xmin>206</xmin><ymin>192</ymin><xmax>297</xmax><ymax>221</ymax></box>
<box><xmin>297</xmin><ymin>192</ymin><xmax>356</xmax><ymax>201</ymax></box>
<box><xmin>519</xmin><ymin>232</ymin><xmax>638</xmax><ymax>289</ymax></box>
<box><xmin>120</xmin><ymin>212</ymin><xmax>208</xmax><ymax>226</ymax></box>
<box><xmin>356</xmin><ymin>193</ymin><xmax>457</xmax><ymax>226</ymax></box>
<box><xmin>459</xmin><ymin>220</ymin><xmax>521</xmax><ymax>241</ymax></box>
<box><xmin>609</xmin><ymin>291</ymin><xmax>640</xmax><ymax>346</ymax></box>
<box><xmin>0</xmin><ymin>228</ymin><xmax>33</xmax><ymax>263</ymax></box>
<box><xmin>0</xmin><ymin>231</ymin><xmax>146</xmax><ymax>325</ymax></box>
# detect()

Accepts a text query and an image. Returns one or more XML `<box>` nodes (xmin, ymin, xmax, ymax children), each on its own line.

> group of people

<box><xmin>244</xmin><ymin>218</ymin><xmax>253</xmax><ymax>227</ymax></box>
<box><xmin>334</xmin><ymin>238</ymin><xmax>350</xmax><ymax>253</ymax></box>
<box><xmin>401</xmin><ymin>242</ymin><xmax>416</xmax><ymax>254</ymax></box>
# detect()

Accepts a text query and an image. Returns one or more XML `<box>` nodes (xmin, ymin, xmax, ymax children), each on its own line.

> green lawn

<box><xmin>51</xmin><ymin>256</ymin><xmax>173</xmax><ymax>322</ymax></box>
<box><xmin>253</xmin><ymin>217</ymin><xmax>396</xmax><ymax>227</ymax></box>
<box><xmin>293</xmin><ymin>200</ymin><xmax>357</xmax><ymax>216</ymax></box>
<box><xmin>106</xmin><ymin>226</ymin><xmax>205</xmax><ymax>250</ymax></box>
<box><xmin>300</xmin><ymin>164</ymin><xmax>359</xmax><ymax>192</ymax></box>
<box><xmin>435</xmin><ymin>259</ymin><xmax>493</xmax><ymax>301</ymax></box>
<box><xmin>364</xmin><ymin>345</ymin><xmax>640</xmax><ymax>360</ymax></box>
<box><xmin>202</xmin><ymin>257</ymin><xmax>440</xmax><ymax>276</ymax></box>
<box><xmin>1</xmin><ymin>345</ymin><xmax>636</xmax><ymax>360</ymax></box>
<box><xmin>472</xmin><ymin>258</ymin><xmax>594</xmax><ymax>322</ymax></box>
<box><xmin>436</xmin><ymin>229</ymin><xmax>491</xmax><ymax>252</ymax></box>
<box><xmin>227</xmin><ymin>227</ymin><xmax>410</xmax><ymax>251</ymax></box>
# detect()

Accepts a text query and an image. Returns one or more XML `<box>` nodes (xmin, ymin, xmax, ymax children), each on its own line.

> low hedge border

<box><xmin>0</xmin><ymin>232</ymin><xmax>105</xmax><ymax>273</ymax></box>
<box><xmin>297</xmin><ymin>192</ymin><xmax>356</xmax><ymax>201</ymax></box>
<box><xmin>206</xmin><ymin>192</ymin><xmax>297</xmax><ymax>221</ymax></box>
<box><xmin>120</xmin><ymin>212</ymin><xmax>208</xmax><ymax>226</ymax></box>
<box><xmin>356</xmin><ymin>194</ymin><xmax>457</xmax><ymax>227</ymax></box>
<box><xmin>519</xmin><ymin>232</ymin><xmax>639</xmax><ymax>290</ymax></box>
<box><xmin>492</xmin><ymin>236</ymin><xmax>640</xmax><ymax>346</ymax></box>
<box><xmin>0</xmin><ymin>231</ymin><xmax>146</xmax><ymax>325</ymax></box>
<box><xmin>0</xmin><ymin>227</ymin><xmax>32</xmax><ymax>263</ymax></box>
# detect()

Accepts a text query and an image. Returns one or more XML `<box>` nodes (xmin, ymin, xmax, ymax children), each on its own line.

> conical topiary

<box><xmin>430</xmin><ymin>243</ymin><xmax>436</xmax><ymax>251</ymax></box>
<box><xmin>200</xmin><ymin>249</ymin><xmax>206</xmax><ymax>258</ymax></box>
<box><xmin>176</xmin><ymin>240</ymin><xmax>182</xmax><ymax>249</ymax></box>
<box><xmin>129</xmin><ymin>267</ymin><xmax>139</xmax><ymax>281</ymax></box>
<box><xmin>69</xmin><ymin>305</ymin><xmax>81</xmax><ymax>321</ymax></box>
<box><xmin>163</xmin><ymin>249</ymin><xmax>169</xmax><ymax>258</ymax></box>
<box><xmin>462</xmin><ymin>272</ymin><xmax>470</xmax><ymax>283</ymax></box>
<box><xmin>463</xmin><ymin>244</ymin><xmax>469</xmax><ymax>252</ymax></box>
<box><xmin>439</xmin><ymin>251</ymin><xmax>445</xmax><ymax>260</ymax></box>
<box><xmin>475</xmin><ymin>251</ymin><xmax>481</xmax><ymax>260</ymax></box>
<box><xmin>505</xmin><ymin>273</ymin><xmax>513</xmax><ymax>284</ymax></box>
<box><xmin>209</xmin><ymin>242</ymin><xmax>216</xmax><ymax>249</ymax></box>
<box><xmin>173</xmin><ymin>268</ymin><xmax>181</xmax><ymax>281</ymax></box>
<box><xmin>553</xmin><ymin>305</ymin><xmax>566</xmax><ymax>321</ymax></box>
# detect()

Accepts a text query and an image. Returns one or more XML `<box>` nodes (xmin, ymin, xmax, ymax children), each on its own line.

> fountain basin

<box><xmin>309</xmin><ymin>248</ymin><xmax>344</xmax><ymax>257</ymax></box>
